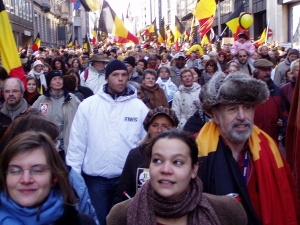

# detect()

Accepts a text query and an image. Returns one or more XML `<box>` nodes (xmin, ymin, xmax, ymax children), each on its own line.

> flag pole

<box><xmin>265</xmin><ymin>17</ymin><xmax>270</xmax><ymax>45</ymax></box>
<box><xmin>189</xmin><ymin>1</ymin><xmax>198</xmax><ymax>45</ymax></box>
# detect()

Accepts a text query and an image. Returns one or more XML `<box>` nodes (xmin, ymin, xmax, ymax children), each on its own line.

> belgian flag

<box><xmin>195</xmin><ymin>0</ymin><xmax>216</xmax><ymax>39</ymax></box>
<box><xmin>83</xmin><ymin>34</ymin><xmax>91</xmax><ymax>55</ymax></box>
<box><xmin>158</xmin><ymin>17</ymin><xmax>165</xmax><ymax>43</ymax></box>
<box><xmin>98</xmin><ymin>1</ymin><xmax>139</xmax><ymax>44</ymax></box>
<box><xmin>0</xmin><ymin>0</ymin><xmax>26</xmax><ymax>87</ymax></box>
<box><xmin>225</xmin><ymin>2</ymin><xmax>244</xmax><ymax>39</ymax></box>
<box><xmin>174</xmin><ymin>16</ymin><xmax>184</xmax><ymax>43</ymax></box>
<box><xmin>32</xmin><ymin>33</ymin><xmax>41</xmax><ymax>51</ymax></box>
<box><xmin>80</xmin><ymin>0</ymin><xmax>101</xmax><ymax>12</ymax></box>
<box><xmin>253</xmin><ymin>29</ymin><xmax>267</xmax><ymax>47</ymax></box>
<box><xmin>148</xmin><ymin>18</ymin><xmax>157</xmax><ymax>37</ymax></box>
<box><xmin>67</xmin><ymin>34</ymin><xmax>73</xmax><ymax>47</ymax></box>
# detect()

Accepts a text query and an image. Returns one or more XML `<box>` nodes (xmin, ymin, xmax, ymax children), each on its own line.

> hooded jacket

<box><xmin>66</xmin><ymin>83</ymin><xmax>149</xmax><ymax>178</ymax></box>
<box><xmin>80</xmin><ymin>66</ymin><xmax>106</xmax><ymax>94</ymax></box>
<box><xmin>274</xmin><ymin>58</ymin><xmax>291</xmax><ymax>87</ymax></box>
<box><xmin>32</xmin><ymin>89</ymin><xmax>80</xmax><ymax>152</ymax></box>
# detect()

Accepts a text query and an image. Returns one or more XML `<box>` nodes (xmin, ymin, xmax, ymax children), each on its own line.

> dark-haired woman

<box><xmin>51</xmin><ymin>58</ymin><xmax>67</xmax><ymax>75</ymax></box>
<box><xmin>199</xmin><ymin>59</ymin><xmax>218</xmax><ymax>86</ymax></box>
<box><xmin>108</xmin><ymin>129</ymin><xmax>247</xmax><ymax>225</ymax></box>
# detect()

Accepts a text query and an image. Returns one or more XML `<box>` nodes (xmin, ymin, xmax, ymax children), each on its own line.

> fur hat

<box><xmin>200</xmin><ymin>72</ymin><xmax>269</xmax><ymax>116</ymax></box>
<box><xmin>46</xmin><ymin>70</ymin><xmax>63</xmax><ymax>87</ymax></box>
<box><xmin>143</xmin><ymin>106</ymin><xmax>179</xmax><ymax>131</ymax></box>
<box><xmin>123</xmin><ymin>56</ymin><xmax>136</xmax><ymax>68</ymax></box>
<box><xmin>105</xmin><ymin>59</ymin><xmax>128</xmax><ymax>79</ymax></box>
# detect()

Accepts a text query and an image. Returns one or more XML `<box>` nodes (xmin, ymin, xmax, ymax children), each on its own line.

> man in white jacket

<box><xmin>66</xmin><ymin>59</ymin><xmax>149</xmax><ymax>225</ymax></box>
<box><xmin>80</xmin><ymin>53</ymin><xmax>110</xmax><ymax>94</ymax></box>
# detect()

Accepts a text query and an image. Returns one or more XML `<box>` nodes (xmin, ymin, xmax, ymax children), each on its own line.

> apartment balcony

<box><xmin>41</xmin><ymin>0</ymin><xmax>51</xmax><ymax>13</ymax></box>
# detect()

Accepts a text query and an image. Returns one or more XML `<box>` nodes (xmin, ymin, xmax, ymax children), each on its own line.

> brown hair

<box><xmin>0</xmin><ymin>131</ymin><xmax>76</xmax><ymax>205</ymax></box>
<box><xmin>179</xmin><ymin>68</ymin><xmax>193</xmax><ymax>78</ymax></box>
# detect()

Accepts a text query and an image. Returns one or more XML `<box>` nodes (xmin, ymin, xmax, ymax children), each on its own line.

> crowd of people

<box><xmin>0</xmin><ymin>32</ymin><xmax>299</xmax><ymax>224</ymax></box>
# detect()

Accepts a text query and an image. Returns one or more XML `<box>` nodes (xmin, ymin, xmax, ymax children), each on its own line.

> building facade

<box><xmin>3</xmin><ymin>0</ymin><xmax>87</xmax><ymax>49</ymax></box>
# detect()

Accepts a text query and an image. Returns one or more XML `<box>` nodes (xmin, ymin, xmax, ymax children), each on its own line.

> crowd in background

<box><xmin>0</xmin><ymin>32</ymin><xmax>299</xmax><ymax>225</ymax></box>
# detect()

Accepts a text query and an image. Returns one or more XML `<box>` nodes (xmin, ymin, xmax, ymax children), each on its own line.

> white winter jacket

<box><xmin>80</xmin><ymin>66</ymin><xmax>106</xmax><ymax>94</ymax></box>
<box><xmin>172</xmin><ymin>82</ymin><xmax>201</xmax><ymax>129</ymax></box>
<box><xmin>66</xmin><ymin>84</ymin><xmax>149</xmax><ymax>178</ymax></box>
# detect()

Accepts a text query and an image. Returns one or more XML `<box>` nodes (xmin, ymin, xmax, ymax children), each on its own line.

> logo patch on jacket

<box><xmin>39</xmin><ymin>103</ymin><xmax>49</xmax><ymax>116</ymax></box>
<box><xmin>124</xmin><ymin>117</ymin><xmax>138</xmax><ymax>122</ymax></box>
<box><xmin>136</xmin><ymin>168</ymin><xmax>150</xmax><ymax>192</ymax></box>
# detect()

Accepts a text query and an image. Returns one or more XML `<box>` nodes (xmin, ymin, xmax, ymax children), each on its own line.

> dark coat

<box><xmin>254</xmin><ymin>79</ymin><xmax>288</xmax><ymax>141</ymax></box>
<box><xmin>55</xmin><ymin>205</ymin><xmax>96</xmax><ymax>225</ymax></box>
<box><xmin>140</xmin><ymin>83</ymin><xmax>169</xmax><ymax>109</ymax></box>
<box><xmin>113</xmin><ymin>145</ymin><xmax>149</xmax><ymax>204</ymax></box>
<box><xmin>107</xmin><ymin>193</ymin><xmax>247</xmax><ymax>225</ymax></box>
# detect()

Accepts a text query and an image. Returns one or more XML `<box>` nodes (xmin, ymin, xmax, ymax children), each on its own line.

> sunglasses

<box><xmin>206</xmin><ymin>64</ymin><xmax>214</xmax><ymax>67</ymax></box>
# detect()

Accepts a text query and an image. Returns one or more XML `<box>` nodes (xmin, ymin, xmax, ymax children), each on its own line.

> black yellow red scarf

<box><xmin>196</xmin><ymin>122</ymin><xmax>299</xmax><ymax>225</ymax></box>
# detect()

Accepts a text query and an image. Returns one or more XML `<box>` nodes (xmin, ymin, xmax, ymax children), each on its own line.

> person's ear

<box><xmin>211</xmin><ymin>108</ymin><xmax>220</xmax><ymax>125</ymax></box>
<box><xmin>191</xmin><ymin>162</ymin><xmax>199</xmax><ymax>179</ymax></box>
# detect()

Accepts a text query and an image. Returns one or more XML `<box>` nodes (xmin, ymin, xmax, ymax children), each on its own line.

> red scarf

<box><xmin>196</xmin><ymin>122</ymin><xmax>299</xmax><ymax>225</ymax></box>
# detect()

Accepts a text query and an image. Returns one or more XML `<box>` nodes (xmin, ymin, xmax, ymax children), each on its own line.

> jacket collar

<box><xmin>43</xmin><ymin>88</ymin><xmax>72</xmax><ymax>103</ymax></box>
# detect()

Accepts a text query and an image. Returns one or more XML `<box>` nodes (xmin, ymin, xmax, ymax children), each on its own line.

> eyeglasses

<box><xmin>3</xmin><ymin>89</ymin><xmax>21</xmax><ymax>94</ymax></box>
<box><xmin>6</xmin><ymin>165</ymin><xmax>50</xmax><ymax>177</ymax></box>
<box><xmin>238</xmin><ymin>55</ymin><xmax>247</xmax><ymax>58</ymax></box>
<box><xmin>206</xmin><ymin>64</ymin><xmax>214</xmax><ymax>67</ymax></box>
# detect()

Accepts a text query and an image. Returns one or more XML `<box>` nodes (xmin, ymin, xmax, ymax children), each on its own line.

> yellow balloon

<box><xmin>239</xmin><ymin>13</ymin><xmax>253</xmax><ymax>29</ymax></box>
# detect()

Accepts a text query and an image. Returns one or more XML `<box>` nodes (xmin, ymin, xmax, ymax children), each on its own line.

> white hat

<box><xmin>174</xmin><ymin>52</ymin><xmax>186</xmax><ymax>59</ymax></box>
<box><xmin>200</xmin><ymin>55</ymin><xmax>210</xmax><ymax>62</ymax></box>
<box><xmin>33</xmin><ymin>60</ymin><xmax>44</xmax><ymax>68</ymax></box>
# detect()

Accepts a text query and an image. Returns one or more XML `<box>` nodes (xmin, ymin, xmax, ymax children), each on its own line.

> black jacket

<box><xmin>55</xmin><ymin>204</ymin><xmax>96</xmax><ymax>225</ymax></box>
<box><xmin>113</xmin><ymin>145</ymin><xmax>150</xmax><ymax>204</ymax></box>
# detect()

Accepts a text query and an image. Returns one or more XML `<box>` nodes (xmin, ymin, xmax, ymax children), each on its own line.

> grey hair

<box><xmin>290</xmin><ymin>59</ymin><xmax>300</xmax><ymax>71</ymax></box>
<box><xmin>2</xmin><ymin>77</ymin><xmax>25</xmax><ymax>93</ymax></box>
<box><xmin>208</xmin><ymin>51</ymin><xmax>218</xmax><ymax>57</ymax></box>
<box><xmin>143</xmin><ymin>68</ymin><xmax>158</xmax><ymax>80</ymax></box>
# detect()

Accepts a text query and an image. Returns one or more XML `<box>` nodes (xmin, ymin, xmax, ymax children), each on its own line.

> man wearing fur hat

<box><xmin>196</xmin><ymin>72</ymin><xmax>299</xmax><ymax>225</ymax></box>
<box><xmin>253</xmin><ymin>58</ymin><xmax>288</xmax><ymax>144</ymax></box>
<box><xmin>274</xmin><ymin>48</ymin><xmax>299</xmax><ymax>87</ymax></box>
<box><xmin>80</xmin><ymin>53</ymin><xmax>110</xmax><ymax>94</ymax></box>
<box><xmin>66</xmin><ymin>59</ymin><xmax>149</xmax><ymax>225</ymax></box>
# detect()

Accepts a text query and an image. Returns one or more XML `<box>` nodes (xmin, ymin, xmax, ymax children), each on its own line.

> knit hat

<box><xmin>33</xmin><ymin>60</ymin><xmax>44</xmax><ymax>68</ymax></box>
<box><xmin>200</xmin><ymin>72</ymin><xmax>269</xmax><ymax>116</ymax></box>
<box><xmin>237</xmin><ymin>31</ymin><xmax>250</xmax><ymax>40</ymax></box>
<box><xmin>46</xmin><ymin>70</ymin><xmax>63</xmax><ymax>87</ymax></box>
<box><xmin>253</xmin><ymin>59</ymin><xmax>274</xmax><ymax>68</ymax></box>
<box><xmin>105</xmin><ymin>59</ymin><xmax>128</xmax><ymax>79</ymax></box>
<box><xmin>288</xmin><ymin>48</ymin><xmax>300</xmax><ymax>57</ymax></box>
<box><xmin>123</xmin><ymin>56</ymin><xmax>136</xmax><ymax>68</ymax></box>
<box><xmin>143</xmin><ymin>106</ymin><xmax>179</xmax><ymax>131</ymax></box>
